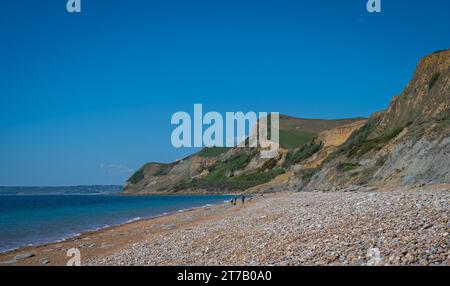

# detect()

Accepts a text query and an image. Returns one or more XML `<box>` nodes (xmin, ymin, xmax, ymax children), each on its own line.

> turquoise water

<box><xmin>0</xmin><ymin>195</ymin><xmax>231</xmax><ymax>253</ymax></box>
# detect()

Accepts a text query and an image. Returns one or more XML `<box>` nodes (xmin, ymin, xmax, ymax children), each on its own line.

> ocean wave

<box><xmin>126</xmin><ymin>217</ymin><xmax>142</xmax><ymax>223</ymax></box>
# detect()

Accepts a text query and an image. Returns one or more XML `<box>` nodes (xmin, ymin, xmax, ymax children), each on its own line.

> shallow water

<box><xmin>0</xmin><ymin>194</ymin><xmax>231</xmax><ymax>253</ymax></box>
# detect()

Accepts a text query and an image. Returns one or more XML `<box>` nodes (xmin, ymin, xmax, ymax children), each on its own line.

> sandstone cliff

<box><xmin>318</xmin><ymin>120</ymin><xmax>367</xmax><ymax>147</ymax></box>
<box><xmin>124</xmin><ymin>116</ymin><xmax>364</xmax><ymax>194</ymax></box>
<box><xmin>126</xmin><ymin>49</ymin><xmax>450</xmax><ymax>194</ymax></box>
<box><xmin>303</xmin><ymin>49</ymin><xmax>450</xmax><ymax>191</ymax></box>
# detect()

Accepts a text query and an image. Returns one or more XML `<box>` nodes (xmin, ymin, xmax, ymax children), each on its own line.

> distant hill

<box><xmin>0</xmin><ymin>185</ymin><xmax>123</xmax><ymax>196</ymax></box>
<box><xmin>126</xmin><ymin>49</ymin><xmax>450</xmax><ymax>194</ymax></box>
<box><xmin>124</xmin><ymin>115</ymin><xmax>365</xmax><ymax>194</ymax></box>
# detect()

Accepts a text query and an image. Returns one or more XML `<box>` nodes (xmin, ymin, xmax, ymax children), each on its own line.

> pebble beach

<box><xmin>91</xmin><ymin>185</ymin><xmax>449</xmax><ymax>266</ymax></box>
<box><xmin>1</xmin><ymin>185</ymin><xmax>449</xmax><ymax>266</ymax></box>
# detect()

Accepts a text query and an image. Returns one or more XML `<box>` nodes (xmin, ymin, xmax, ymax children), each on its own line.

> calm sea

<box><xmin>0</xmin><ymin>194</ymin><xmax>231</xmax><ymax>253</ymax></box>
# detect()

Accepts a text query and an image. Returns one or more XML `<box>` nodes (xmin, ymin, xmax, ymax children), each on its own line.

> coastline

<box><xmin>0</xmin><ymin>185</ymin><xmax>448</xmax><ymax>266</ymax></box>
<box><xmin>0</xmin><ymin>195</ymin><xmax>240</xmax><ymax>263</ymax></box>
<box><xmin>0</xmin><ymin>194</ymin><xmax>257</xmax><ymax>266</ymax></box>
<box><xmin>0</xmin><ymin>194</ymin><xmax>235</xmax><ymax>255</ymax></box>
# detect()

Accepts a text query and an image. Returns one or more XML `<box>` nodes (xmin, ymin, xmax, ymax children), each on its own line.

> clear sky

<box><xmin>0</xmin><ymin>0</ymin><xmax>449</xmax><ymax>186</ymax></box>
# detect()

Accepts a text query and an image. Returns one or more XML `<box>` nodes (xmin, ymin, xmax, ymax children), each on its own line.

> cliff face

<box><xmin>375</xmin><ymin>51</ymin><xmax>450</xmax><ymax>135</ymax></box>
<box><xmin>124</xmin><ymin>116</ymin><xmax>364</xmax><ymax>194</ymax></box>
<box><xmin>126</xmin><ymin>50</ymin><xmax>450</xmax><ymax>194</ymax></box>
<box><xmin>303</xmin><ymin>49</ymin><xmax>450</xmax><ymax>190</ymax></box>
<box><xmin>317</xmin><ymin>120</ymin><xmax>367</xmax><ymax>147</ymax></box>
<box><xmin>298</xmin><ymin>120</ymin><xmax>367</xmax><ymax>170</ymax></box>
<box><xmin>125</xmin><ymin>155</ymin><xmax>219</xmax><ymax>194</ymax></box>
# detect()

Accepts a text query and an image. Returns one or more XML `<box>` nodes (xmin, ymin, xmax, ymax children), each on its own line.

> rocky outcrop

<box><xmin>124</xmin><ymin>116</ymin><xmax>364</xmax><ymax>194</ymax></box>
<box><xmin>124</xmin><ymin>155</ymin><xmax>220</xmax><ymax>194</ymax></box>
<box><xmin>374</xmin><ymin>50</ymin><xmax>450</xmax><ymax>136</ymax></box>
<box><xmin>126</xmin><ymin>50</ymin><xmax>450</xmax><ymax>194</ymax></box>
<box><xmin>318</xmin><ymin>120</ymin><xmax>367</xmax><ymax>147</ymax></box>
<box><xmin>303</xmin><ymin>49</ymin><xmax>450</xmax><ymax>191</ymax></box>
<box><xmin>295</xmin><ymin>120</ymin><xmax>366</xmax><ymax>170</ymax></box>
<box><xmin>374</xmin><ymin>137</ymin><xmax>450</xmax><ymax>185</ymax></box>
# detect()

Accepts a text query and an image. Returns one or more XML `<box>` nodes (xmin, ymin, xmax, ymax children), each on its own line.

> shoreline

<box><xmin>1</xmin><ymin>185</ymin><xmax>448</xmax><ymax>266</ymax></box>
<box><xmin>0</xmin><ymin>204</ymin><xmax>206</xmax><ymax>255</ymax></box>
<box><xmin>0</xmin><ymin>196</ymin><xmax>239</xmax><ymax>257</ymax></box>
<box><xmin>0</xmin><ymin>194</ymin><xmax>261</xmax><ymax>266</ymax></box>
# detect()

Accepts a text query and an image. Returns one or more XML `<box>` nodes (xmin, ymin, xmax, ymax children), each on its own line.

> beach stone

<box><xmin>163</xmin><ymin>223</ymin><xmax>175</xmax><ymax>230</ymax></box>
<box><xmin>79</xmin><ymin>188</ymin><xmax>449</xmax><ymax>266</ymax></box>
<box><xmin>0</xmin><ymin>259</ymin><xmax>17</xmax><ymax>265</ymax></box>
<box><xmin>14</xmin><ymin>253</ymin><xmax>35</xmax><ymax>260</ymax></box>
<box><xmin>366</xmin><ymin>248</ymin><xmax>383</xmax><ymax>266</ymax></box>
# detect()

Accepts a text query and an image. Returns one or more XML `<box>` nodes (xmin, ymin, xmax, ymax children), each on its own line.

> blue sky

<box><xmin>0</xmin><ymin>0</ymin><xmax>449</xmax><ymax>186</ymax></box>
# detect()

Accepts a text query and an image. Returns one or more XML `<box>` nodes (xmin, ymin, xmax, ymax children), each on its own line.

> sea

<box><xmin>0</xmin><ymin>187</ymin><xmax>232</xmax><ymax>253</ymax></box>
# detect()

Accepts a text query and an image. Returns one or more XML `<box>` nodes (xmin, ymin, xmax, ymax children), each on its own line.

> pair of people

<box><xmin>230</xmin><ymin>195</ymin><xmax>245</xmax><ymax>205</ymax></box>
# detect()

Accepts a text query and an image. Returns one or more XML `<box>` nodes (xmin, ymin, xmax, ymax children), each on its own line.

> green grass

<box><xmin>203</xmin><ymin>153</ymin><xmax>253</xmax><ymax>181</ymax></box>
<box><xmin>432</xmin><ymin>49</ymin><xmax>448</xmax><ymax>55</ymax></box>
<box><xmin>252</xmin><ymin>120</ymin><xmax>315</xmax><ymax>149</ymax></box>
<box><xmin>154</xmin><ymin>165</ymin><xmax>170</xmax><ymax>176</ymax></box>
<box><xmin>283</xmin><ymin>143</ymin><xmax>322</xmax><ymax>167</ymax></box>
<box><xmin>337</xmin><ymin>162</ymin><xmax>362</xmax><ymax>172</ymax></box>
<box><xmin>174</xmin><ymin>168</ymin><xmax>285</xmax><ymax>191</ymax></box>
<box><xmin>225</xmin><ymin>168</ymin><xmax>285</xmax><ymax>189</ymax></box>
<box><xmin>212</xmin><ymin>153</ymin><xmax>253</xmax><ymax>173</ymax></box>
<box><xmin>348</xmin><ymin>127</ymin><xmax>404</xmax><ymax>158</ymax></box>
<box><xmin>174</xmin><ymin>152</ymin><xmax>285</xmax><ymax>191</ymax></box>
<box><xmin>279</xmin><ymin>130</ymin><xmax>316</xmax><ymax>149</ymax></box>
<box><xmin>128</xmin><ymin>163</ymin><xmax>170</xmax><ymax>184</ymax></box>
<box><xmin>259</xmin><ymin>158</ymin><xmax>278</xmax><ymax>171</ymax></box>
<box><xmin>429</xmin><ymin>72</ymin><xmax>440</xmax><ymax>90</ymax></box>
<box><xmin>198</xmin><ymin>147</ymin><xmax>230</xmax><ymax>158</ymax></box>
<box><xmin>302</xmin><ymin>168</ymin><xmax>319</xmax><ymax>180</ymax></box>
<box><xmin>128</xmin><ymin>169</ymin><xmax>144</xmax><ymax>184</ymax></box>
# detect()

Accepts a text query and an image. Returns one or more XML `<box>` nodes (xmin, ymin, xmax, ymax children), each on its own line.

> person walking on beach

<box><xmin>241</xmin><ymin>195</ymin><xmax>245</xmax><ymax>205</ymax></box>
<box><xmin>230</xmin><ymin>198</ymin><xmax>234</xmax><ymax>205</ymax></box>
<box><xmin>233</xmin><ymin>197</ymin><xmax>237</xmax><ymax>205</ymax></box>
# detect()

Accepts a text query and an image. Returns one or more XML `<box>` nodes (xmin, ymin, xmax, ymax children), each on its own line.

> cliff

<box><xmin>126</xmin><ymin>49</ymin><xmax>450</xmax><ymax>194</ymax></box>
<box><xmin>317</xmin><ymin>120</ymin><xmax>367</xmax><ymax>147</ymax></box>
<box><xmin>303</xmin><ymin>49</ymin><xmax>450</xmax><ymax>190</ymax></box>
<box><xmin>124</xmin><ymin>116</ymin><xmax>364</xmax><ymax>194</ymax></box>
